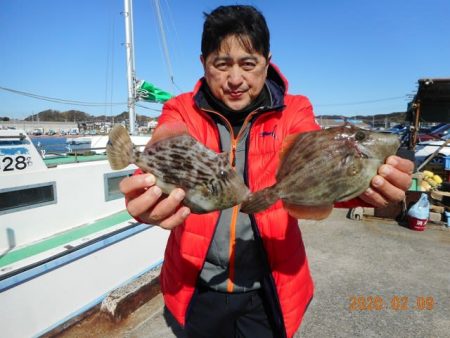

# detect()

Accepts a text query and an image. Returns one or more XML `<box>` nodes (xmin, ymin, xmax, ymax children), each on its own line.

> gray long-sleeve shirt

<box><xmin>198</xmin><ymin>120</ymin><xmax>266</xmax><ymax>292</ymax></box>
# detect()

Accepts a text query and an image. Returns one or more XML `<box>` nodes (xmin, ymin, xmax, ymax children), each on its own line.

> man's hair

<box><xmin>201</xmin><ymin>5</ymin><xmax>270</xmax><ymax>59</ymax></box>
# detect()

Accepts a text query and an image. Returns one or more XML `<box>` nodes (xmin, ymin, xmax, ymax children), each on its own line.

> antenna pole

<box><xmin>124</xmin><ymin>0</ymin><xmax>136</xmax><ymax>135</ymax></box>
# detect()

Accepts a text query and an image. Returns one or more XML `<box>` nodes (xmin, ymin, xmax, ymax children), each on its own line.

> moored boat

<box><xmin>0</xmin><ymin>0</ymin><xmax>173</xmax><ymax>335</ymax></box>
<box><xmin>0</xmin><ymin>128</ymin><xmax>169</xmax><ymax>338</ymax></box>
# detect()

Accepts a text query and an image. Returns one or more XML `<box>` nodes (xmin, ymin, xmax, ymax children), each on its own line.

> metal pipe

<box><xmin>416</xmin><ymin>138</ymin><xmax>450</xmax><ymax>172</ymax></box>
<box><xmin>123</xmin><ymin>0</ymin><xmax>136</xmax><ymax>135</ymax></box>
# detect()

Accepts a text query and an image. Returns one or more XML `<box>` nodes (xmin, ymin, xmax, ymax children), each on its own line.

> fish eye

<box><xmin>355</xmin><ymin>131</ymin><xmax>366</xmax><ymax>141</ymax></box>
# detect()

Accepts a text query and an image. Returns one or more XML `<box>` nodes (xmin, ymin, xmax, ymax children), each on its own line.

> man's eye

<box><xmin>242</xmin><ymin>63</ymin><xmax>256</xmax><ymax>70</ymax></box>
<box><xmin>215</xmin><ymin>63</ymin><xmax>228</xmax><ymax>70</ymax></box>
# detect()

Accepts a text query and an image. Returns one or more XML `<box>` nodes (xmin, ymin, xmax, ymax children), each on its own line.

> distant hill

<box><xmin>25</xmin><ymin>109</ymin><xmax>157</xmax><ymax>123</ymax></box>
<box><xmin>26</xmin><ymin>109</ymin><xmax>405</xmax><ymax>126</ymax></box>
<box><xmin>25</xmin><ymin>109</ymin><xmax>90</xmax><ymax>122</ymax></box>
<box><xmin>317</xmin><ymin>111</ymin><xmax>406</xmax><ymax>126</ymax></box>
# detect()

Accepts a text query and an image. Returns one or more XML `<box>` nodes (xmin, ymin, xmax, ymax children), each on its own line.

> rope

<box><xmin>315</xmin><ymin>96</ymin><xmax>407</xmax><ymax>107</ymax></box>
<box><xmin>0</xmin><ymin>86</ymin><xmax>126</xmax><ymax>107</ymax></box>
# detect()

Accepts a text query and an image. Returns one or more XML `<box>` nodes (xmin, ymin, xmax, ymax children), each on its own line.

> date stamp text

<box><xmin>348</xmin><ymin>295</ymin><xmax>435</xmax><ymax>311</ymax></box>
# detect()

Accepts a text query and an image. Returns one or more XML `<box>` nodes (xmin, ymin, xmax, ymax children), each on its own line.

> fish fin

<box><xmin>283</xmin><ymin>202</ymin><xmax>333</xmax><ymax>220</ymax></box>
<box><xmin>218</xmin><ymin>151</ymin><xmax>229</xmax><ymax>160</ymax></box>
<box><xmin>149</xmin><ymin>121</ymin><xmax>189</xmax><ymax>145</ymax></box>
<box><xmin>240</xmin><ymin>185</ymin><xmax>279</xmax><ymax>214</ymax></box>
<box><xmin>106</xmin><ymin>125</ymin><xmax>134</xmax><ymax>170</ymax></box>
<box><xmin>279</xmin><ymin>133</ymin><xmax>300</xmax><ymax>160</ymax></box>
<box><xmin>218</xmin><ymin>151</ymin><xmax>232</xmax><ymax>164</ymax></box>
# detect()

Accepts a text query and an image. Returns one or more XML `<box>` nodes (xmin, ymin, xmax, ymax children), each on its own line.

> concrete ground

<box><xmin>297</xmin><ymin>209</ymin><xmax>450</xmax><ymax>338</ymax></box>
<box><xmin>60</xmin><ymin>209</ymin><xmax>450</xmax><ymax>338</ymax></box>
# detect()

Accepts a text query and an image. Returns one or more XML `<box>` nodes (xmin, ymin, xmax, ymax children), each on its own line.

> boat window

<box><xmin>0</xmin><ymin>139</ymin><xmax>30</xmax><ymax>146</ymax></box>
<box><xmin>104</xmin><ymin>170</ymin><xmax>134</xmax><ymax>201</ymax></box>
<box><xmin>0</xmin><ymin>182</ymin><xmax>56</xmax><ymax>215</ymax></box>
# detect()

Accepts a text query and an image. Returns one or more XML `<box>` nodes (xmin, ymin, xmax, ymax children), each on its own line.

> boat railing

<box><xmin>37</xmin><ymin>144</ymin><xmax>147</xmax><ymax>166</ymax></box>
<box><xmin>0</xmin><ymin>133</ymin><xmax>27</xmax><ymax>141</ymax></box>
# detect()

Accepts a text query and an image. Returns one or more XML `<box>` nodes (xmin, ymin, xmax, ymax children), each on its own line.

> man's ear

<box><xmin>267</xmin><ymin>52</ymin><xmax>272</xmax><ymax>64</ymax></box>
<box><xmin>200</xmin><ymin>54</ymin><xmax>205</xmax><ymax>68</ymax></box>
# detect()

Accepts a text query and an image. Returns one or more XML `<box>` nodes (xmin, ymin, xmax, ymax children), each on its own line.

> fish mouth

<box><xmin>358</xmin><ymin>151</ymin><xmax>370</xmax><ymax>159</ymax></box>
<box><xmin>356</xmin><ymin>136</ymin><xmax>400</xmax><ymax>160</ymax></box>
<box><xmin>355</xmin><ymin>143</ymin><xmax>381</xmax><ymax>159</ymax></box>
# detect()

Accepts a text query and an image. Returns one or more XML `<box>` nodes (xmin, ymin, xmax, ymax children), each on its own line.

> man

<box><xmin>120</xmin><ymin>5</ymin><xmax>413</xmax><ymax>338</ymax></box>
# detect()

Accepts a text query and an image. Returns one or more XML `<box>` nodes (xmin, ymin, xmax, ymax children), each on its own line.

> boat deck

<box><xmin>43</xmin><ymin>154</ymin><xmax>108</xmax><ymax>167</ymax></box>
<box><xmin>0</xmin><ymin>210</ymin><xmax>133</xmax><ymax>282</ymax></box>
<box><xmin>54</xmin><ymin>209</ymin><xmax>450</xmax><ymax>338</ymax></box>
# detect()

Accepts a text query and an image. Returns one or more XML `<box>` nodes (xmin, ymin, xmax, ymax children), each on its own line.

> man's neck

<box><xmin>202</xmin><ymin>82</ymin><xmax>270</xmax><ymax>129</ymax></box>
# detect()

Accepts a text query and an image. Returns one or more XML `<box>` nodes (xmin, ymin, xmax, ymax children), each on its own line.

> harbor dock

<box><xmin>54</xmin><ymin>208</ymin><xmax>450</xmax><ymax>338</ymax></box>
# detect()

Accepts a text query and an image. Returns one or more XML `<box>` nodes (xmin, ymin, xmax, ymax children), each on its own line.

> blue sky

<box><xmin>1</xmin><ymin>0</ymin><xmax>449</xmax><ymax>119</ymax></box>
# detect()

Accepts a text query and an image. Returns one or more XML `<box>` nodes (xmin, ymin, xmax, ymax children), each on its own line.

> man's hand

<box><xmin>120</xmin><ymin>174</ymin><xmax>191</xmax><ymax>229</ymax></box>
<box><xmin>359</xmin><ymin>155</ymin><xmax>414</xmax><ymax>207</ymax></box>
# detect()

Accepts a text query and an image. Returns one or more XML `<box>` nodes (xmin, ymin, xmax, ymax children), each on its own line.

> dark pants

<box><xmin>185</xmin><ymin>286</ymin><xmax>277</xmax><ymax>338</ymax></box>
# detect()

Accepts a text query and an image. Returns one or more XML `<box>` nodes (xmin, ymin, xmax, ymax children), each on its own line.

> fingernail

<box><xmin>386</xmin><ymin>156</ymin><xmax>398</xmax><ymax>166</ymax></box>
<box><xmin>152</xmin><ymin>186</ymin><xmax>162</xmax><ymax>197</ymax></box>
<box><xmin>373</xmin><ymin>176</ymin><xmax>383</xmax><ymax>187</ymax></box>
<box><xmin>181</xmin><ymin>208</ymin><xmax>190</xmax><ymax>217</ymax></box>
<box><xmin>145</xmin><ymin>175</ymin><xmax>156</xmax><ymax>185</ymax></box>
<box><xmin>174</xmin><ymin>189</ymin><xmax>185</xmax><ymax>202</ymax></box>
<box><xmin>380</xmin><ymin>165</ymin><xmax>391</xmax><ymax>176</ymax></box>
<box><xmin>364</xmin><ymin>187</ymin><xmax>374</xmax><ymax>196</ymax></box>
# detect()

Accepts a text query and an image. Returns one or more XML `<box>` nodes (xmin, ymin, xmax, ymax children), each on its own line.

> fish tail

<box><xmin>106</xmin><ymin>125</ymin><xmax>134</xmax><ymax>170</ymax></box>
<box><xmin>240</xmin><ymin>185</ymin><xmax>279</xmax><ymax>214</ymax></box>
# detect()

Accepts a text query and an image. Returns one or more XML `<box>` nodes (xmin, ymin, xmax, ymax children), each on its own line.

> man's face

<box><xmin>201</xmin><ymin>35</ymin><xmax>270</xmax><ymax>111</ymax></box>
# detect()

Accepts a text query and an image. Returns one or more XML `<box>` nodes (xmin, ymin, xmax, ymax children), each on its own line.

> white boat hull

<box><xmin>0</xmin><ymin>130</ymin><xmax>168</xmax><ymax>337</ymax></box>
<box><xmin>0</xmin><ymin>224</ymin><xmax>168</xmax><ymax>338</ymax></box>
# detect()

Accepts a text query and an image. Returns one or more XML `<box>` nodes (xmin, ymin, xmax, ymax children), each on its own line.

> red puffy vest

<box><xmin>157</xmin><ymin>65</ymin><xmax>323</xmax><ymax>337</ymax></box>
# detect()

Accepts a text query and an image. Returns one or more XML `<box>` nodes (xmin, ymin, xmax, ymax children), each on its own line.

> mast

<box><xmin>123</xmin><ymin>0</ymin><xmax>137</xmax><ymax>135</ymax></box>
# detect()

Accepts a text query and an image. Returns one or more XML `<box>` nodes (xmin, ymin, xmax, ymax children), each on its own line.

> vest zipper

<box><xmin>230</xmin><ymin>138</ymin><xmax>237</xmax><ymax>167</ymax></box>
<box><xmin>200</xmin><ymin>108</ymin><xmax>260</xmax><ymax>293</ymax></box>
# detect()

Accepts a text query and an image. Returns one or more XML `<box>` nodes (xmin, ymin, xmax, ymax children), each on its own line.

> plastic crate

<box><xmin>408</xmin><ymin>177</ymin><xmax>419</xmax><ymax>191</ymax></box>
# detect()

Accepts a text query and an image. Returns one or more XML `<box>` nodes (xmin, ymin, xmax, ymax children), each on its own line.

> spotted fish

<box><xmin>240</xmin><ymin>124</ymin><xmax>400</xmax><ymax>219</ymax></box>
<box><xmin>106</xmin><ymin>123</ymin><xmax>250</xmax><ymax>214</ymax></box>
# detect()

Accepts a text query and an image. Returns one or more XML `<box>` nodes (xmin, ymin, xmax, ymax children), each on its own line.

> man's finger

<box><xmin>120</xmin><ymin>174</ymin><xmax>156</xmax><ymax>195</ymax></box>
<box><xmin>378</xmin><ymin>164</ymin><xmax>412</xmax><ymax>191</ymax></box>
<box><xmin>371</xmin><ymin>175</ymin><xmax>406</xmax><ymax>203</ymax></box>
<box><xmin>158</xmin><ymin>207</ymin><xmax>191</xmax><ymax>229</ymax></box>
<box><xmin>386</xmin><ymin>155</ymin><xmax>414</xmax><ymax>174</ymax></box>
<box><xmin>148</xmin><ymin>188</ymin><xmax>186</xmax><ymax>222</ymax></box>
<box><xmin>359</xmin><ymin>187</ymin><xmax>389</xmax><ymax>208</ymax></box>
<box><xmin>126</xmin><ymin>186</ymin><xmax>163</xmax><ymax>218</ymax></box>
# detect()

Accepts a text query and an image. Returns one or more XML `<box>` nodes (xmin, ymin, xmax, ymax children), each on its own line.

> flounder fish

<box><xmin>107</xmin><ymin>123</ymin><xmax>250</xmax><ymax>214</ymax></box>
<box><xmin>240</xmin><ymin>124</ymin><xmax>400</xmax><ymax>219</ymax></box>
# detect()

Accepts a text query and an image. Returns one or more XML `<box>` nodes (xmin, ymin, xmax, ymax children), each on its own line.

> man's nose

<box><xmin>227</xmin><ymin>66</ymin><xmax>244</xmax><ymax>87</ymax></box>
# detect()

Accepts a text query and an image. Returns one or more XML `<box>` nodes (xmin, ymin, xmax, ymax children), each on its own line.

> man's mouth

<box><xmin>228</xmin><ymin>91</ymin><xmax>244</xmax><ymax>99</ymax></box>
